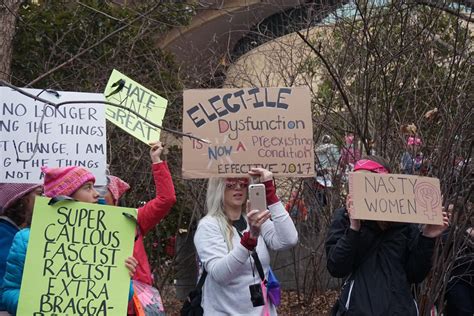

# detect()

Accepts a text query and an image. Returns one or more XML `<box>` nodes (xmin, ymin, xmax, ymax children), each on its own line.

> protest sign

<box><xmin>17</xmin><ymin>196</ymin><xmax>136</xmax><ymax>316</ymax></box>
<box><xmin>104</xmin><ymin>69</ymin><xmax>168</xmax><ymax>144</ymax></box>
<box><xmin>0</xmin><ymin>87</ymin><xmax>107</xmax><ymax>184</ymax></box>
<box><xmin>182</xmin><ymin>87</ymin><xmax>314</xmax><ymax>178</ymax></box>
<box><xmin>348</xmin><ymin>172</ymin><xmax>443</xmax><ymax>225</ymax></box>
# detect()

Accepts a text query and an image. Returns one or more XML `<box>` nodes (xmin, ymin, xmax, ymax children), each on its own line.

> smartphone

<box><xmin>248</xmin><ymin>184</ymin><xmax>267</xmax><ymax>212</ymax></box>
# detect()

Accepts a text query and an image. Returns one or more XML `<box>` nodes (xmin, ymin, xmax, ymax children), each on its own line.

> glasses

<box><xmin>225</xmin><ymin>178</ymin><xmax>249</xmax><ymax>189</ymax></box>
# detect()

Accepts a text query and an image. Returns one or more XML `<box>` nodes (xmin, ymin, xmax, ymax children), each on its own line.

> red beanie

<box><xmin>41</xmin><ymin>166</ymin><xmax>95</xmax><ymax>197</ymax></box>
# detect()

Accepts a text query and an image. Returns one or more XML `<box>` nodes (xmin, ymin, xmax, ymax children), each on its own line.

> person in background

<box><xmin>326</xmin><ymin>156</ymin><xmax>450</xmax><ymax>315</ymax></box>
<box><xmin>0</xmin><ymin>183</ymin><xmax>42</xmax><ymax>315</ymax></box>
<box><xmin>285</xmin><ymin>191</ymin><xmax>308</xmax><ymax>222</ymax></box>
<box><xmin>97</xmin><ymin>141</ymin><xmax>176</xmax><ymax>315</ymax></box>
<box><xmin>102</xmin><ymin>175</ymin><xmax>130</xmax><ymax>206</ymax></box>
<box><xmin>1</xmin><ymin>166</ymin><xmax>136</xmax><ymax>315</ymax></box>
<box><xmin>315</xmin><ymin>135</ymin><xmax>341</xmax><ymax>172</ymax></box>
<box><xmin>340</xmin><ymin>133</ymin><xmax>361</xmax><ymax>173</ymax></box>
<box><xmin>194</xmin><ymin>168</ymin><xmax>298</xmax><ymax>315</ymax></box>
<box><xmin>401</xmin><ymin>136</ymin><xmax>422</xmax><ymax>174</ymax></box>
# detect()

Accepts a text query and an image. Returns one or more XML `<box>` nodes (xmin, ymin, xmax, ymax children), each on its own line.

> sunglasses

<box><xmin>225</xmin><ymin>179</ymin><xmax>249</xmax><ymax>189</ymax></box>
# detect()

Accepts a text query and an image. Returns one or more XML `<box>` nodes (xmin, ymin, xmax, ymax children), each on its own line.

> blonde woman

<box><xmin>194</xmin><ymin>167</ymin><xmax>298</xmax><ymax>315</ymax></box>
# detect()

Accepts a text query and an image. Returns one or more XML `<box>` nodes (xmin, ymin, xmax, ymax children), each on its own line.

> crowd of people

<box><xmin>315</xmin><ymin>134</ymin><xmax>431</xmax><ymax>177</ymax></box>
<box><xmin>0</xmin><ymin>137</ymin><xmax>472</xmax><ymax>315</ymax></box>
<box><xmin>0</xmin><ymin>141</ymin><xmax>175</xmax><ymax>315</ymax></box>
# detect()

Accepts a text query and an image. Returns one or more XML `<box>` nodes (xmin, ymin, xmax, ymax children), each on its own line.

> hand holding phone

<box><xmin>248</xmin><ymin>184</ymin><xmax>267</xmax><ymax>212</ymax></box>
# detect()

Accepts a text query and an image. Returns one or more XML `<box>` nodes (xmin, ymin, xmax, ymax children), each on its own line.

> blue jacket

<box><xmin>2</xmin><ymin>228</ymin><xmax>28</xmax><ymax>315</ymax></box>
<box><xmin>2</xmin><ymin>228</ymin><xmax>134</xmax><ymax>315</ymax></box>
<box><xmin>0</xmin><ymin>217</ymin><xmax>20</xmax><ymax>311</ymax></box>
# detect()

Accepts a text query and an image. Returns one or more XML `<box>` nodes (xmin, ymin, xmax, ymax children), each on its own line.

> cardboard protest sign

<box><xmin>348</xmin><ymin>172</ymin><xmax>443</xmax><ymax>225</ymax></box>
<box><xmin>17</xmin><ymin>196</ymin><xmax>136</xmax><ymax>315</ymax></box>
<box><xmin>104</xmin><ymin>69</ymin><xmax>168</xmax><ymax>144</ymax></box>
<box><xmin>182</xmin><ymin>87</ymin><xmax>314</xmax><ymax>178</ymax></box>
<box><xmin>0</xmin><ymin>87</ymin><xmax>107</xmax><ymax>184</ymax></box>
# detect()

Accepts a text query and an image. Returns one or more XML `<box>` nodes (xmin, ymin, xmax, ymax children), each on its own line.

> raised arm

<box><xmin>404</xmin><ymin>227</ymin><xmax>436</xmax><ymax>283</ymax></box>
<box><xmin>247</xmin><ymin>168</ymin><xmax>298</xmax><ymax>251</ymax></box>
<box><xmin>259</xmin><ymin>180</ymin><xmax>298</xmax><ymax>250</ymax></box>
<box><xmin>325</xmin><ymin>208</ymin><xmax>360</xmax><ymax>278</ymax></box>
<box><xmin>405</xmin><ymin>209</ymin><xmax>449</xmax><ymax>283</ymax></box>
<box><xmin>137</xmin><ymin>141</ymin><xmax>177</xmax><ymax>234</ymax></box>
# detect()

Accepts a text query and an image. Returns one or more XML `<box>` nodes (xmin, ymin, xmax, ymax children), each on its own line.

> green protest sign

<box><xmin>17</xmin><ymin>196</ymin><xmax>136</xmax><ymax>315</ymax></box>
<box><xmin>104</xmin><ymin>69</ymin><xmax>168</xmax><ymax>144</ymax></box>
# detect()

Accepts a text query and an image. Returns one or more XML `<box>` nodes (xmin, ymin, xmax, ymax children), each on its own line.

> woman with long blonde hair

<box><xmin>194</xmin><ymin>167</ymin><xmax>298</xmax><ymax>315</ymax></box>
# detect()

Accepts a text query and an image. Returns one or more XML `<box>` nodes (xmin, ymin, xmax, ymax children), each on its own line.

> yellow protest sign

<box><xmin>17</xmin><ymin>197</ymin><xmax>136</xmax><ymax>315</ymax></box>
<box><xmin>104</xmin><ymin>69</ymin><xmax>168</xmax><ymax>144</ymax></box>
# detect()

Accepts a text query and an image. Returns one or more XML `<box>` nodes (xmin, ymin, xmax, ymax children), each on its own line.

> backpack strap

<box><xmin>196</xmin><ymin>269</ymin><xmax>207</xmax><ymax>290</ymax></box>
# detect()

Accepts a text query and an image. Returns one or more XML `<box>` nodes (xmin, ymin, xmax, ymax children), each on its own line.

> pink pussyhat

<box><xmin>41</xmin><ymin>166</ymin><xmax>95</xmax><ymax>197</ymax></box>
<box><xmin>407</xmin><ymin>137</ymin><xmax>422</xmax><ymax>146</ymax></box>
<box><xmin>107</xmin><ymin>175</ymin><xmax>130</xmax><ymax>203</ymax></box>
<box><xmin>354</xmin><ymin>159</ymin><xmax>389</xmax><ymax>174</ymax></box>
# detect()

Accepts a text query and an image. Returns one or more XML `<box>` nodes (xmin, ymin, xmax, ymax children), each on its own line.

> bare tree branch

<box><xmin>414</xmin><ymin>0</ymin><xmax>474</xmax><ymax>22</ymax></box>
<box><xmin>26</xmin><ymin>2</ymin><xmax>163</xmax><ymax>87</ymax></box>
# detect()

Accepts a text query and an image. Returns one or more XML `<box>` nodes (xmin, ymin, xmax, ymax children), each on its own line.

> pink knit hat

<box><xmin>354</xmin><ymin>159</ymin><xmax>389</xmax><ymax>174</ymax></box>
<box><xmin>41</xmin><ymin>166</ymin><xmax>96</xmax><ymax>197</ymax></box>
<box><xmin>0</xmin><ymin>183</ymin><xmax>42</xmax><ymax>213</ymax></box>
<box><xmin>107</xmin><ymin>176</ymin><xmax>130</xmax><ymax>203</ymax></box>
<box><xmin>407</xmin><ymin>137</ymin><xmax>422</xmax><ymax>146</ymax></box>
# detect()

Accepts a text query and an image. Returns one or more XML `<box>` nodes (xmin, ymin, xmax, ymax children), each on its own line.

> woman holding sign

<box><xmin>193</xmin><ymin>167</ymin><xmax>298</xmax><ymax>315</ymax></box>
<box><xmin>1</xmin><ymin>166</ymin><xmax>137</xmax><ymax>315</ymax></box>
<box><xmin>326</xmin><ymin>156</ymin><xmax>450</xmax><ymax>315</ymax></box>
<box><xmin>97</xmin><ymin>141</ymin><xmax>176</xmax><ymax>315</ymax></box>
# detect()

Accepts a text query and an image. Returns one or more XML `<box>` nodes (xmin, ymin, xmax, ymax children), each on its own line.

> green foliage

<box><xmin>11</xmin><ymin>0</ymin><xmax>197</xmax><ymax>276</ymax></box>
<box><xmin>13</xmin><ymin>1</ymin><xmax>192</xmax><ymax>93</ymax></box>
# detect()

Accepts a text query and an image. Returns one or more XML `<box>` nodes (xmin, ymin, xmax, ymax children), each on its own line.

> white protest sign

<box><xmin>0</xmin><ymin>87</ymin><xmax>107</xmax><ymax>184</ymax></box>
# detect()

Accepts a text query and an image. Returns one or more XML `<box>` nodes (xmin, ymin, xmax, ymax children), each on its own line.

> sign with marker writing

<box><xmin>17</xmin><ymin>197</ymin><xmax>136</xmax><ymax>316</ymax></box>
<box><xmin>104</xmin><ymin>69</ymin><xmax>168</xmax><ymax>144</ymax></box>
<box><xmin>182</xmin><ymin>87</ymin><xmax>314</xmax><ymax>178</ymax></box>
<box><xmin>0</xmin><ymin>87</ymin><xmax>107</xmax><ymax>184</ymax></box>
<box><xmin>349</xmin><ymin>172</ymin><xmax>443</xmax><ymax>225</ymax></box>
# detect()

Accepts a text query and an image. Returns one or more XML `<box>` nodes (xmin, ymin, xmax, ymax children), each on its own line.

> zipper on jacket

<box><xmin>414</xmin><ymin>299</ymin><xmax>419</xmax><ymax>316</ymax></box>
<box><xmin>345</xmin><ymin>280</ymin><xmax>355</xmax><ymax>310</ymax></box>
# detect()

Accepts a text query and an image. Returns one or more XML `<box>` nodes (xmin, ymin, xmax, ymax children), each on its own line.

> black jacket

<box><xmin>326</xmin><ymin>208</ymin><xmax>436</xmax><ymax>316</ymax></box>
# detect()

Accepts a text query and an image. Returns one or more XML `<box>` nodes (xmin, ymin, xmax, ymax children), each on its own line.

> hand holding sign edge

<box><xmin>346</xmin><ymin>194</ymin><xmax>361</xmax><ymax>232</ymax></box>
<box><xmin>422</xmin><ymin>204</ymin><xmax>452</xmax><ymax>238</ymax></box>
